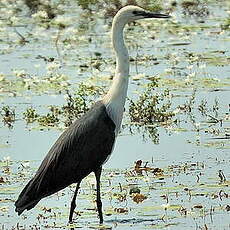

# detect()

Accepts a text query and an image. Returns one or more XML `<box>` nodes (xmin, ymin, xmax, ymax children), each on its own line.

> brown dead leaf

<box><xmin>114</xmin><ymin>208</ymin><xmax>128</xmax><ymax>213</ymax></box>
<box><xmin>41</xmin><ymin>207</ymin><xmax>52</xmax><ymax>213</ymax></box>
<box><xmin>134</xmin><ymin>160</ymin><xmax>164</xmax><ymax>175</ymax></box>
<box><xmin>193</xmin><ymin>205</ymin><xmax>203</xmax><ymax>209</ymax></box>
<box><xmin>134</xmin><ymin>160</ymin><xmax>143</xmax><ymax>175</ymax></box>
<box><xmin>0</xmin><ymin>177</ymin><xmax>5</xmax><ymax>183</ymax></box>
<box><xmin>132</xmin><ymin>193</ymin><xmax>147</xmax><ymax>204</ymax></box>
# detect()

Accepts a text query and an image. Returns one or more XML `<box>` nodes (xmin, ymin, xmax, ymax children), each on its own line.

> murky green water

<box><xmin>0</xmin><ymin>0</ymin><xmax>229</xmax><ymax>229</ymax></box>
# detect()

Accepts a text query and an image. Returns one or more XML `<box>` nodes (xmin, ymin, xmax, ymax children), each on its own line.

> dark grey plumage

<box><xmin>15</xmin><ymin>101</ymin><xmax>115</xmax><ymax>216</ymax></box>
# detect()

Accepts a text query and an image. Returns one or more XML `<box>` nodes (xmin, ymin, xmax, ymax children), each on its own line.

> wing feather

<box><xmin>15</xmin><ymin>101</ymin><xmax>115</xmax><ymax>214</ymax></box>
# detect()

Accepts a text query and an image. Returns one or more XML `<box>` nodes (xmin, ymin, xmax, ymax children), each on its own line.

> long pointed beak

<box><xmin>144</xmin><ymin>12</ymin><xmax>171</xmax><ymax>18</ymax></box>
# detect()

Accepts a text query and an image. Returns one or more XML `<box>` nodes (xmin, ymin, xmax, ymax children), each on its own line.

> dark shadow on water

<box><xmin>69</xmin><ymin>217</ymin><xmax>161</xmax><ymax>229</ymax></box>
<box><xmin>105</xmin><ymin>217</ymin><xmax>161</xmax><ymax>224</ymax></box>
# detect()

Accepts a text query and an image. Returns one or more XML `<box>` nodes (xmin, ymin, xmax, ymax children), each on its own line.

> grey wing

<box><xmin>15</xmin><ymin>102</ymin><xmax>115</xmax><ymax>214</ymax></box>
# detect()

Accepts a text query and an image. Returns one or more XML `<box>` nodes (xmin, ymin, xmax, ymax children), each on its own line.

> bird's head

<box><xmin>114</xmin><ymin>5</ymin><xmax>170</xmax><ymax>25</ymax></box>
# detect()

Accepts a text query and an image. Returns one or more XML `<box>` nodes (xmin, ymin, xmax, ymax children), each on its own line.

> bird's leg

<box><xmin>69</xmin><ymin>181</ymin><xmax>81</xmax><ymax>223</ymax></box>
<box><xmin>94</xmin><ymin>167</ymin><xmax>103</xmax><ymax>224</ymax></box>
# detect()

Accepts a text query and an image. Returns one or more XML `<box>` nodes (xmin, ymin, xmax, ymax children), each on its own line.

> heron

<box><xmin>15</xmin><ymin>5</ymin><xmax>170</xmax><ymax>224</ymax></box>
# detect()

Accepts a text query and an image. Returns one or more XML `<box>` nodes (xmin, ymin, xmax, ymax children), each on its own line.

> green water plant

<box><xmin>1</xmin><ymin>106</ymin><xmax>15</xmax><ymax>128</ymax></box>
<box><xmin>129</xmin><ymin>82</ymin><xmax>175</xmax><ymax>124</ymax></box>
<box><xmin>22</xmin><ymin>82</ymin><xmax>103</xmax><ymax>128</ymax></box>
<box><xmin>128</xmin><ymin>80</ymin><xmax>175</xmax><ymax>143</ymax></box>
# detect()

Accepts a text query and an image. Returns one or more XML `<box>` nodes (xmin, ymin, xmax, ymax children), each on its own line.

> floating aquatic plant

<box><xmin>129</xmin><ymin>82</ymin><xmax>175</xmax><ymax>124</ymax></box>
<box><xmin>221</xmin><ymin>17</ymin><xmax>230</xmax><ymax>30</ymax></box>
<box><xmin>22</xmin><ymin>82</ymin><xmax>104</xmax><ymax>128</ymax></box>
<box><xmin>0</xmin><ymin>106</ymin><xmax>15</xmax><ymax>128</ymax></box>
<box><xmin>181</xmin><ymin>0</ymin><xmax>209</xmax><ymax>18</ymax></box>
<box><xmin>23</xmin><ymin>107</ymin><xmax>39</xmax><ymax>124</ymax></box>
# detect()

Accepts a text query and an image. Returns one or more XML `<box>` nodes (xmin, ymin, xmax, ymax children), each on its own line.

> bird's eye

<box><xmin>133</xmin><ymin>10</ymin><xmax>143</xmax><ymax>16</ymax></box>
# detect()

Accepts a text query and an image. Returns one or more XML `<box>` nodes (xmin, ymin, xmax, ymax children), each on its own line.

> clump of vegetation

<box><xmin>24</xmin><ymin>105</ymin><xmax>61</xmax><ymax>127</ymax></box>
<box><xmin>181</xmin><ymin>0</ymin><xmax>209</xmax><ymax>17</ymax></box>
<box><xmin>180</xmin><ymin>92</ymin><xmax>222</xmax><ymax>125</ymax></box>
<box><xmin>129</xmin><ymin>82</ymin><xmax>175</xmax><ymax>124</ymax></box>
<box><xmin>221</xmin><ymin>17</ymin><xmax>230</xmax><ymax>30</ymax></box>
<box><xmin>76</xmin><ymin>0</ymin><xmax>163</xmax><ymax>18</ymax></box>
<box><xmin>23</xmin><ymin>107</ymin><xmax>39</xmax><ymax>123</ymax></box>
<box><xmin>128</xmin><ymin>80</ymin><xmax>175</xmax><ymax>144</ymax></box>
<box><xmin>198</xmin><ymin>98</ymin><xmax>219</xmax><ymax>119</ymax></box>
<box><xmin>62</xmin><ymin>83</ymin><xmax>104</xmax><ymax>126</ymax></box>
<box><xmin>22</xmin><ymin>82</ymin><xmax>104</xmax><ymax>128</ymax></box>
<box><xmin>104</xmin><ymin>0</ymin><xmax>163</xmax><ymax>18</ymax></box>
<box><xmin>37</xmin><ymin>112</ymin><xmax>60</xmax><ymax>127</ymax></box>
<box><xmin>24</xmin><ymin>0</ymin><xmax>56</xmax><ymax>19</ymax></box>
<box><xmin>1</xmin><ymin>106</ymin><xmax>16</xmax><ymax>128</ymax></box>
<box><xmin>76</xmin><ymin>0</ymin><xmax>100</xmax><ymax>10</ymax></box>
<box><xmin>61</xmin><ymin>90</ymin><xmax>89</xmax><ymax>127</ymax></box>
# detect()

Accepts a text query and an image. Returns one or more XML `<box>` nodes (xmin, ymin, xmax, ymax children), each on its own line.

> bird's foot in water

<box><xmin>68</xmin><ymin>220</ymin><xmax>75</xmax><ymax>226</ymax></box>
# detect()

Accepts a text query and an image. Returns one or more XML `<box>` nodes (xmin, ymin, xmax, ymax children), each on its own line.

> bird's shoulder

<box><xmin>69</xmin><ymin>100</ymin><xmax>115</xmax><ymax>137</ymax></box>
<box><xmin>47</xmin><ymin>101</ymin><xmax>116</xmax><ymax>158</ymax></box>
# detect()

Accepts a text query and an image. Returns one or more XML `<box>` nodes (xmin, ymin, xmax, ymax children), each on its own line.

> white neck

<box><xmin>102</xmin><ymin>17</ymin><xmax>130</xmax><ymax>135</ymax></box>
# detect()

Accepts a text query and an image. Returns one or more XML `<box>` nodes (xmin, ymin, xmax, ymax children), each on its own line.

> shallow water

<box><xmin>0</xmin><ymin>0</ymin><xmax>229</xmax><ymax>229</ymax></box>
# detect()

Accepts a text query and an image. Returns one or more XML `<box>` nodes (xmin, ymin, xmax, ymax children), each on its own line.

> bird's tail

<box><xmin>15</xmin><ymin>178</ymin><xmax>41</xmax><ymax>215</ymax></box>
